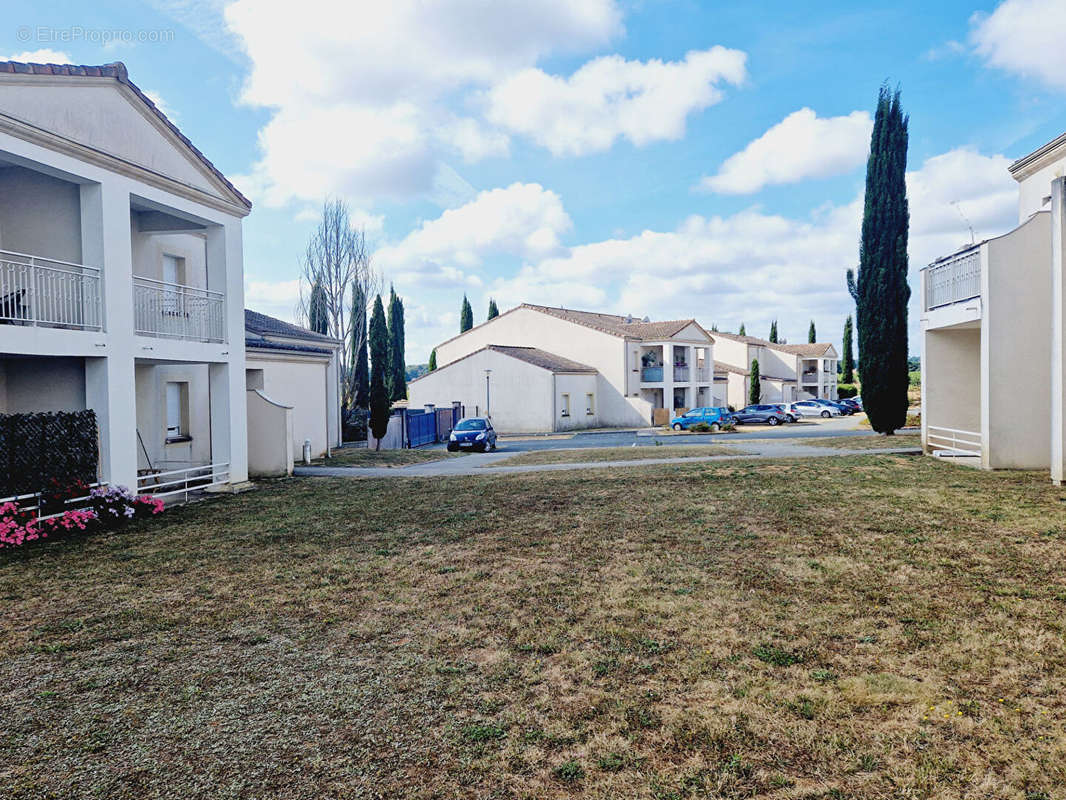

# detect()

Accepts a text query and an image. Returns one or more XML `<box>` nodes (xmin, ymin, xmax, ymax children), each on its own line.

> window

<box><xmin>586</xmin><ymin>393</ymin><xmax>595</xmax><ymax>415</ymax></box>
<box><xmin>162</xmin><ymin>255</ymin><xmax>185</xmax><ymax>315</ymax></box>
<box><xmin>165</xmin><ymin>382</ymin><xmax>190</xmax><ymax>442</ymax></box>
<box><xmin>560</xmin><ymin>393</ymin><xmax>570</xmax><ymax>417</ymax></box>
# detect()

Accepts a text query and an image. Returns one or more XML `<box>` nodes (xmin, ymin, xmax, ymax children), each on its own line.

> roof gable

<box><xmin>0</xmin><ymin>61</ymin><xmax>250</xmax><ymax>213</ymax></box>
<box><xmin>245</xmin><ymin>309</ymin><xmax>339</xmax><ymax>345</ymax></box>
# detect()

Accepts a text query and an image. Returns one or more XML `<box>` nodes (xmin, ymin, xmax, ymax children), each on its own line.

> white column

<box><xmin>206</xmin><ymin>221</ymin><xmax>248</xmax><ymax>483</ymax></box>
<box><xmin>82</xmin><ymin>180</ymin><xmax>138</xmax><ymax>490</ymax></box>
<box><xmin>1051</xmin><ymin>178</ymin><xmax>1066</xmax><ymax>484</ymax></box>
<box><xmin>662</xmin><ymin>344</ymin><xmax>674</xmax><ymax>415</ymax></box>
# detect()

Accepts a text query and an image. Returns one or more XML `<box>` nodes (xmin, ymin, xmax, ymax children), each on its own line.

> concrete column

<box><xmin>206</xmin><ymin>222</ymin><xmax>248</xmax><ymax>483</ymax></box>
<box><xmin>82</xmin><ymin>179</ymin><xmax>137</xmax><ymax>489</ymax></box>
<box><xmin>1052</xmin><ymin>178</ymin><xmax>1066</xmax><ymax>484</ymax></box>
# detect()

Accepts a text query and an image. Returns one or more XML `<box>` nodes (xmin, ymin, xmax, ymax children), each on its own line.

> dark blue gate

<box><xmin>406</xmin><ymin>410</ymin><xmax>437</xmax><ymax>448</ymax></box>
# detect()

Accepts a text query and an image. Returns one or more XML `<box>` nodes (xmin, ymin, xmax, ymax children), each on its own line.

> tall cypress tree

<box><xmin>842</xmin><ymin>315</ymin><xmax>855</xmax><ymax>384</ymax></box>
<box><xmin>352</xmin><ymin>283</ymin><xmax>369</xmax><ymax>408</ymax></box>
<box><xmin>487</xmin><ymin>298</ymin><xmax>499</xmax><ymax>320</ymax></box>
<box><xmin>808</xmin><ymin>320</ymin><xmax>817</xmax><ymax>343</ymax></box>
<box><xmin>309</xmin><ymin>280</ymin><xmax>328</xmax><ymax>335</ymax></box>
<box><xmin>386</xmin><ymin>286</ymin><xmax>406</xmax><ymax>402</ymax></box>
<box><xmin>460</xmin><ymin>295</ymin><xmax>473</xmax><ymax>332</ymax></box>
<box><xmin>428</xmin><ymin>348</ymin><xmax>437</xmax><ymax>371</ymax></box>
<box><xmin>368</xmin><ymin>294</ymin><xmax>390</xmax><ymax>449</ymax></box>
<box><xmin>848</xmin><ymin>86</ymin><xmax>910</xmax><ymax>433</ymax></box>
<box><xmin>749</xmin><ymin>359</ymin><xmax>761</xmax><ymax>405</ymax></box>
<box><xmin>769</xmin><ymin>320</ymin><xmax>778</xmax><ymax>343</ymax></box>
<box><xmin>738</xmin><ymin>322</ymin><xmax>746</xmax><ymax>336</ymax></box>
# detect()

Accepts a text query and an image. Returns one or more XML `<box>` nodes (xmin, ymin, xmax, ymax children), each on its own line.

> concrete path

<box><xmin>296</xmin><ymin>434</ymin><xmax>921</xmax><ymax>479</ymax></box>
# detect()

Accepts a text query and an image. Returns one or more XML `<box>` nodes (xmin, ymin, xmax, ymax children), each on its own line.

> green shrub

<box><xmin>689</xmin><ymin>422</ymin><xmax>712</xmax><ymax>432</ymax></box>
<box><xmin>836</xmin><ymin>383</ymin><xmax>858</xmax><ymax>399</ymax></box>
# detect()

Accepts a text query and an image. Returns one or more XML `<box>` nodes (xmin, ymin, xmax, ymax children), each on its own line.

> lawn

<box><xmin>804</xmin><ymin>433</ymin><xmax>921</xmax><ymax>450</ymax></box>
<box><xmin>3</xmin><ymin>456</ymin><xmax>1066</xmax><ymax>798</ymax></box>
<box><xmin>491</xmin><ymin>444</ymin><xmax>745</xmax><ymax>466</ymax></box>
<box><xmin>315</xmin><ymin>445</ymin><xmax>462</xmax><ymax>467</ymax></box>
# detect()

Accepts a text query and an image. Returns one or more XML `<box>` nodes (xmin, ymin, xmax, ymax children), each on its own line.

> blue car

<box><xmin>670</xmin><ymin>407</ymin><xmax>734</xmax><ymax>431</ymax></box>
<box><xmin>447</xmin><ymin>417</ymin><xmax>497</xmax><ymax>452</ymax></box>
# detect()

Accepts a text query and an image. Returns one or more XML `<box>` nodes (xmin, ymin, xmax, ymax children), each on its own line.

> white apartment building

<box><xmin>921</xmin><ymin>129</ymin><xmax>1066</xmax><ymax>483</ymax></box>
<box><xmin>0</xmin><ymin>61</ymin><xmax>250</xmax><ymax>494</ymax></box>
<box><xmin>408</xmin><ymin>304</ymin><xmax>718</xmax><ymax>431</ymax></box>
<box><xmin>712</xmin><ymin>331</ymin><xmax>839</xmax><ymax>408</ymax></box>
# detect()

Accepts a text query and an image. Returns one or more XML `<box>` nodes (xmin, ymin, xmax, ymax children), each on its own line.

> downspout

<box><xmin>552</xmin><ymin>373</ymin><xmax>557</xmax><ymax>432</ymax></box>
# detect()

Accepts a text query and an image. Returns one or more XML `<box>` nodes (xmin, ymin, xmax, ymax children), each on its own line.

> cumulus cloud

<box><xmin>244</xmin><ymin>277</ymin><xmax>301</xmax><ymax>321</ymax></box>
<box><xmin>970</xmin><ymin>0</ymin><xmax>1066</xmax><ymax>91</ymax></box>
<box><xmin>701</xmin><ymin>108</ymin><xmax>873</xmax><ymax>194</ymax></box>
<box><xmin>1</xmin><ymin>49</ymin><xmax>72</xmax><ymax>63</ymax></box>
<box><xmin>224</xmin><ymin>0</ymin><xmax>624</xmax><ymax>205</ymax></box>
<box><xmin>486</xmin><ymin>47</ymin><xmax>747</xmax><ymax>156</ymax></box>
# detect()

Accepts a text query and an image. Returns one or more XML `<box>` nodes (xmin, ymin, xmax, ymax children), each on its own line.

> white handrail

<box><xmin>927</xmin><ymin>425</ymin><xmax>981</xmax><ymax>456</ymax></box>
<box><xmin>0</xmin><ymin>248</ymin><xmax>101</xmax><ymax>272</ymax></box>
<box><xmin>133</xmin><ymin>274</ymin><xmax>223</xmax><ymax>298</ymax></box>
<box><xmin>0</xmin><ymin>251</ymin><xmax>103</xmax><ymax>330</ymax></box>
<box><xmin>133</xmin><ymin>276</ymin><xmax>225</xmax><ymax>342</ymax></box>
<box><xmin>136</xmin><ymin>462</ymin><xmax>230</xmax><ymax>499</ymax></box>
<box><xmin>925</xmin><ymin>247</ymin><xmax>981</xmax><ymax>311</ymax></box>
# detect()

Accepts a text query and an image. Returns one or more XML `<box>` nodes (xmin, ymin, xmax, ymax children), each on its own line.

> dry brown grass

<box><xmin>804</xmin><ymin>433</ymin><xmax>921</xmax><ymax>450</ymax></box>
<box><xmin>490</xmin><ymin>444</ymin><xmax>745</xmax><ymax>466</ymax></box>
<box><xmin>3</xmin><ymin>455</ymin><xmax>1066</xmax><ymax>799</ymax></box>
<box><xmin>316</xmin><ymin>446</ymin><xmax>462</xmax><ymax>467</ymax></box>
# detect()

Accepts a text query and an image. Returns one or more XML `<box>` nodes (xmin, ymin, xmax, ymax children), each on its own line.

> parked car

<box><xmin>733</xmin><ymin>404</ymin><xmax>788</xmax><ymax>426</ymax></box>
<box><xmin>670</xmin><ymin>406</ymin><xmax>734</xmax><ymax>431</ymax></box>
<box><xmin>840</xmin><ymin>396</ymin><xmax>863</xmax><ymax>412</ymax></box>
<box><xmin>784</xmin><ymin>400</ymin><xmax>840</xmax><ymax>418</ymax></box>
<box><xmin>810</xmin><ymin>397</ymin><xmax>854</xmax><ymax>415</ymax></box>
<box><xmin>447</xmin><ymin>417</ymin><xmax>497</xmax><ymax>451</ymax></box>
<box><xmin>774</xmin><ymin>403</ymin><xmax>798</xmax><ymax>423</ymax></box>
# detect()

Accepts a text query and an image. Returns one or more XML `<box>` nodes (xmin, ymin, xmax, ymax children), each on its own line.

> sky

<box><xmin>3</xmin><ymin>0</ymin><xmax>1065</xmax><ymax>363</ymax></box>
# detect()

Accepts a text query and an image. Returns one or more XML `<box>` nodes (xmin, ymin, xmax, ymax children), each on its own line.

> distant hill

<box><xmin>406</xmin><ymin>363</ymin><xmax>428</xmax><ymax>382</ymax></box>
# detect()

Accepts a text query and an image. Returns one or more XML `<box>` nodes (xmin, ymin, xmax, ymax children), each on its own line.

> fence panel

<box><xmin>0</xmin><ymin>410</ymin><xmax>99</xmax><ymax>496</ymax></box>
<box><xmin>407</xmin><ymin>410</ymin><xmax>438</xmax><ymax>448</ymax></box>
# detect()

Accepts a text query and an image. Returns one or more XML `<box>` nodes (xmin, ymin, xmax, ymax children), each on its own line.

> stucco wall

<box><xmin>0</xmin><ymin>356</ymin><xmax>85</xmax><ymax>412</ymax></box>
<box><xmin>134</xmin><ymin>362</ymin><xmax>212</xmax><ymax>470</ymax></box>
<box><xmin>245</xmin><ymin>352</ymin><xmax>331</xmax><ymax>457</ymax></box>
<box><xmin>1017</xmin><ymin>156</ymin><xmax>1066</xmax><ymax>223</ymax></box>
<box><xmin>246</xmin><ymin>389</ymin><xmax>293</xmax><ymax>477</ymax></box>
<box><xmin>130</xmin><ymin>219</ymin><xmax>208</xmax><ymax>289</ymax></box>
<box><xmin>0</xmin><ymin>165</ymin><xmax>82</xmax><ymax>263</ymax></box>
<box><xmin>924</xmin><ymin>327</ymin><xmax>981</xmax><ymax>446</ymax></box>
<box><xmin>409</xmin><ymin>348</ymin><xmax>555</xmax><ymax>432</ymax></box>
<box><xmin>554</xmin><ymin>372</ymin><xmax>601</xmax><ymax>431</ymax></box>
<box><xmin>986</xmin><ymin>212</ymin><xmax>1052</xmax><ymax>468</ymax></box>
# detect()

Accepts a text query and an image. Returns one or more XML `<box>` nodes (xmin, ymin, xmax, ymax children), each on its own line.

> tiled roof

<box><xmin>0</xmin><ymin>60</ymin><xmax>251</xmax><ymax>210</ymax></box>
<box><xmin>488</xmin><ymin>345</ymin><xmax>596</xmax><ymax>373</ymax></box>
<box><xmin>713</xmin><ymin>361</ymin><xmax>795</xmax><ymax>382</ymax></box>
<box><xmin>245</xmin><ymin>334</ymin><xmax>332</xmax><ymax>356</ymax></box>
<box><xmin>712</xmin><ymin>330</ymin><xmax>835</xmax><ymax>358</ymax></box>
<box><xmin>521</xmin><ymin>304</ymin><xmax>713</xmax><ymax>342</ymax></box>
<box><xmin>244</xmin><ymin>309</ymin><xmax>338</xmax><ymax>344</ymax></box>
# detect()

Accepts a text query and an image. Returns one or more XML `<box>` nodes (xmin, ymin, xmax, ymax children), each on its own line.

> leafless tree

<box><xmin>297</xmin><ymin>197</ymin><xmax>381</xmax><ymax>412</ymax></box>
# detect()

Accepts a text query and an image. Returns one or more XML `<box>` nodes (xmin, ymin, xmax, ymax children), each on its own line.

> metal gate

<box><xmin>406</xmin><ymin>409</ymin><xmax>437</xmax><ymax>448</ymax></box>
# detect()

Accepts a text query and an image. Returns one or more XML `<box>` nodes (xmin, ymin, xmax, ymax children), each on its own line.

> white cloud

<box><xmin>701</xmin><ymin>108</ymin><xmax>872</xmax><ymax>194</ymax></box>
<box><xmin>1</xmin><ymin>49</ymin><xmax>72</xmax><ymax>63</ymax></box>
<box><xmin>224</xmin><ymin>0</ymin><xmax>623</xmax><ymax>205</ymax></box>
<box><xmin>244</xmin><ymin>277</ymin><xmax>301</xmax><ymax>321</ymax></box>
<box><xmin>486</xmin><ymin>47</ymin><xmax>747</xmax><ymax>156</ymax></box>
<box><xmin>970</xmin><ymin>0</ymin><xmax>1066</xmax><ymax>91</ymax></box>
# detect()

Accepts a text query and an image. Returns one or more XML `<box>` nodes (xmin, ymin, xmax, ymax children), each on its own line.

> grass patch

<box><xmin>490</xmin><ymin>444</ymin><xmax>744</xmax><ymax>466</ymax></box>
<box><xmin>316</xmin><ymin>446</ymin><xmax>463</xmax><ymax>467</ymax></box>
<box><xmin>804</xmin><ymin>433</ymin><xmax>921</xmax><ymax>450</ymax></box>
<box><xmin>3</xmin><ymin>455</ymin><xmax>1066</xmax><ymax>797</ymax></box>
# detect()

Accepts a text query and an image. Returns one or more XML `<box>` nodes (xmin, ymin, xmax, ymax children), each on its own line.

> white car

<box><xmin>783</xmin><ymin>400</ymin><xmax>841</xmax><ymax>419</ymax></box>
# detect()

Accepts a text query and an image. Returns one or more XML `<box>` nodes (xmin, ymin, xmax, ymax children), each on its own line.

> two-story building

<box><xmin>0</xmin><ymin>60</ymin><xmax>250</xmax><ymax>495</ymax></box>
<box><xmin>408</xmin><ymin>303</ymin><xmax>717</xmax><ymax>431</ymax></box>
<box><xmin>711</xmin><ymin>331</ymin><xmax>839</xmax><ymax>408</ymax></box>
<box><xmin>921</xmin><ymin>129</ymin><xmax>1066</xmax><ymax>483</ymax></box>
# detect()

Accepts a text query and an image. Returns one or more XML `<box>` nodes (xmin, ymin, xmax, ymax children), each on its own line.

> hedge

<box><xmin>836</xmin><ymin>383</ymin><xmax>858</xmax><ymax>399</ymax></box>
<box><xmin>0</xmin><ymin>410</ymin><xmax>99</xmax><ymax>497</ymax></box>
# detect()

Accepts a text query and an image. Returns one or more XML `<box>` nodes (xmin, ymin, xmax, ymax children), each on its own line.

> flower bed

<box><xmin>0</xmin><ymin>485</ymin><xmax>164</xmax><ymax>550</ymax></box>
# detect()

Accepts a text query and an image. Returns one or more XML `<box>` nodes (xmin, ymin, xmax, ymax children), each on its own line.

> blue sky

<box><xmin>3</xmin><ymin>0</ymin><xmax>1065</xmax><ymax>361</ymax></box>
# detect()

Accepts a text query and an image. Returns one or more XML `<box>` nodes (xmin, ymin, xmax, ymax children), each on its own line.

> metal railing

<box><xmin>927</xmin><ymin>425</ymin><xmax>981</xmax><ymax>457</ymax></box>
<box><xmin>133</xmin><ymin>276</ymin><xmax>224</xmax><ymax>342</ymax></box>
<box><xmin>673</xmin><ymin>365</ymin><xmax>690</xmax><ymax>382</ymax></box>
<box><xmin>0</xmin><ymin>483</ymin><xmax>107</xmax><ymax>521</ymax></box>
<box><xmin>694</xmin><ymin>367</ymin><xmax>711</xmax><ymax>382</ymax></box>
<box><xmin>641</xmin><ymin>366</ymin><xmax>663</xmax><ymax>382</ymax></box>
<box><xmin>0</xmin><ymin>249</ymin><xmax>102</xmax><ymax>330</ymax></box>
<box><xmin>136</xmin><ymin>462</ymin><xmax>230</xmax><ymax>499</ymax></box>
<box><xmin>925</xmin><ymin>247</ymin><xmax>981</xmax><ymax>311</ymax></box>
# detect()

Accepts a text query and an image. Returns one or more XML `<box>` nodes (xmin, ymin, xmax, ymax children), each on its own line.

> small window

<box><xmin>165</xmin><ymin>382</ymin><xmax>190</xmax><ymax>443</ymax></box>
<box><xmin>560</xmin><ymin>393</ymin><xmax>570</xmax><ymax>417</ymax></box>
<box><xmin>586</xmin><ymin>393</ymin><xmax>595</xmax><ymax>415</ymax></box>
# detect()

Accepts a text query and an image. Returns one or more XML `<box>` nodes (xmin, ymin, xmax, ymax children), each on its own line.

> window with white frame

<box><xmin>560</xmin><ymin>393</ymin><xmax>570</xmax><ymax>417</ymax></box>
<box><xmin>586</xmin><ymin>392</ymin><xmax>595</xmax><ymax>415</ymax></box>
<box><xmin>165</xmin><ymin>382</ymin><xmax>190</xmax><ymax>442</ymax></box>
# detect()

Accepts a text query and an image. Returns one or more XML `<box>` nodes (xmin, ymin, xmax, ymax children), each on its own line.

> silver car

<box><xmin>783</xmin><ymin>400</ymin><xmax>841</xmax><ymax>419</ymax></box>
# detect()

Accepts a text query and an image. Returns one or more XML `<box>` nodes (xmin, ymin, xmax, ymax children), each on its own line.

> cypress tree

<box><xmin>386</xmin><ymin>286</ymin><xmax>406</xmax><ymax>402</ymax></box>
<box><xmin>352</xmin><ymin>283</ymin><xmax>369</xmax><ymax>408</ymax></box>
<box><xmin>842</xmin><ymin>315</ymin><xmax>855</xmax><ymax>384</ymax></box>
<box><xmin>429</xmin><ymin>348</ymin><xmax>437</xmax><ymax>371</ymax></box>
<box><xmin>368</xmin><ymin>294</ymin><xmax>389</xmax><ymax>449</ymax></box>
<box><xmin>460</xmin><ymin>295</ymin><xmax>473</xmax><ymax>332</ymax></box>
<box><xmin>769</xmin><ymin>320</ymin><xmax>778</xmax><ymax>343</ymax></box>
<box><xmin>847</xmin><ymin>85</ymin><xmax>910</xmax><ymax>433</ymax></box>
<box><xmin>309</xmin><ymin>280</ymin><xmax>328</xmax><ymax>335</ymax></box>
<box><xmin>749</xmin><ymin>359</ymin><xmax>761</xmax><ymax>405</ymax></box>
<box><xmin>738</xmin><ymin>322</ymin><xmax>746</xmax><ymax>336</ymax></box>
<box><xmin>808</xmin><ymin>320</ymin><xmax>816</xmax><ymax>343</ymax></box>
<box><xmin>487</xmin><ymin>298</ymin><xmax>499</xmax><ymax>320</ymax></box>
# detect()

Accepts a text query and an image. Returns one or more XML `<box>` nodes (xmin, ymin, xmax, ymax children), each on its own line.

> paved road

<box><xmin>296</xmin><ymin>416</ymin><xmax>921</xmax><ymax>479</ymax></box>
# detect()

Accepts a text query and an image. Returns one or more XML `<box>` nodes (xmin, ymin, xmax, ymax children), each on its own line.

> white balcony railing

<box><xmin>673</xmin><ymin>365</ymin><xmax>690</xmax><ymax>382</ymax></box>
<box><xmin>925</xmin><ymin>247</ymin><xmax>980</xmax><ymax>311</ymax></box>
<box><xmin>133</xmin><ymin>277</ymin><xmax>224</xmax><ymax>343</ymax></box>
<box><xmin>137</xmin><ymin>461</ymin><xmax>230</xmax><ymax>499</ymax></box>
<box><xmin>0</xmin><ymin>250</ymin><xmax>102</xmax><ymax>330</ymax></box>
<box><xmin>694</xmin><ymin>367</ymin><xmax>711</xmax><ymax>382</ymax></box>
<box><xmin>927</xmin><ymin>425</ymin><xmax>981</xmax><ymax>457</ymax></box>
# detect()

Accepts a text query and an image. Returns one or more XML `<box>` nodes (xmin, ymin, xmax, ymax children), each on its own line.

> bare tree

<box><xmin>297</xmin><ymin>197</ymin><xmax>381</xmax><ymax>413</ymax></box>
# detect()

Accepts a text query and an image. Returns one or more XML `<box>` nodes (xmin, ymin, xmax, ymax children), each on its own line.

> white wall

<box><xmin>246</xmin><ymin>352</ymin><xmax>332</xmax><ymax>457</ymax></box>
<box><xmin>130</xmin><ymin>220</ymin><xmax>207</xmax><ymax>288</ymax></box>
<box><xmin>246</xmin><ymin>389</ymin><xmax>293</xmax><ymax>477</ymax></box>
<box><xmin>1017</xmin><ymin>155</ymin><xmax>1066</xmax><ymax>223</ymax></box>
<box><xmin>924</xmin><ymin>326</ymin><xmax>981</xmax><ymax>449</ymax></box>
<box><xmin>134</xmin><ymin>362</ymin><xmax>211</xmax><ymax>470</ymax></box>
<box><xmin>555</xmin><ymin>372</ymin><xmax>600</xmax><ymax>431</ymax></box>
<box><xmin>0</xmin><ymin>356</ymin><xmax>85</xmax><ymax>412</ymax></box>
<box><xmin>0</xmin><ymin>165</ymin><xmax>82</xmax><ymax>262</ymax></box>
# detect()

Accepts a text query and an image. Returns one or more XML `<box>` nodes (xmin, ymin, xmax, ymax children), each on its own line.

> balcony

<box><xmin>133</xmin><ymin>277</ymin><xmax>224</xmax><ymax>343</ymax></box>
<box><xmin>694</xmin><ymin>367</ymin><xmax>711</xmax><ymax>382</ymax></box>
<box><xmin>0</xmin><ymin>250</ymin><xmax>102</xmax><ymax>331</ymax></box>
<box><xmin>673</xmin><ymin>365</ymin><xmax>690</xmax><ymax>382</ymax></box>
<box><xmin>925</xmin><ymin>247</ymin><xmax>980</xmax><ymax>311</ymax></box>
<box><xmin>641</xmin><ymin>366</ymin><xmax>663</xmax><ymax>382</ymax></box>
